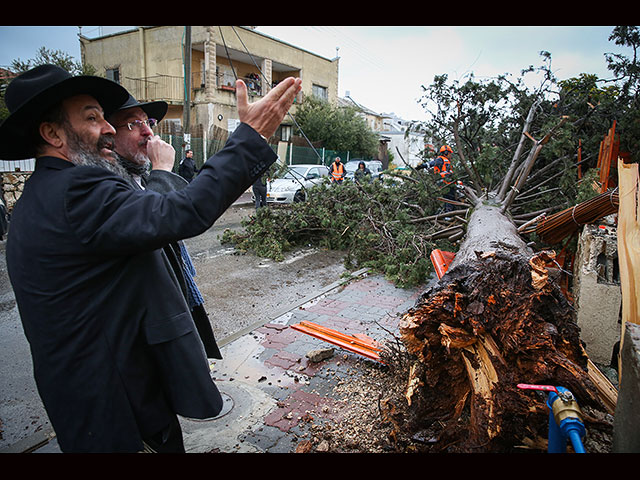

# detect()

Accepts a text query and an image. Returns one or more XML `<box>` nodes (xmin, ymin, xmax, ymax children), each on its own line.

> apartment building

<box><xmin>80</xmin><ymin>26</ymin><xmax>340</xmax><ymax>161</ymax></box>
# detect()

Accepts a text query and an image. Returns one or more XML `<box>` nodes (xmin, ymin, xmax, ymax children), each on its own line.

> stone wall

<box><xmin>2</xmin><ymin>172</ymin><xmax>29</xmax><ymax>212</ymax></box>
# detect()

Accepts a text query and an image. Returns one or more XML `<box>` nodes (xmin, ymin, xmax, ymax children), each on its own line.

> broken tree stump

<box><xmin>396</xmin><ymin>204</ymin><xmax>608</xmax><ymax>452</ymax></box>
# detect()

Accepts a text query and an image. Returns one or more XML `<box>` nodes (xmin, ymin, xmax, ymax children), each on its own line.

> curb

<box><xmin>4</xmin><ymin>268</ymin><xmax>370</xmax><ymax>454</ymax></box>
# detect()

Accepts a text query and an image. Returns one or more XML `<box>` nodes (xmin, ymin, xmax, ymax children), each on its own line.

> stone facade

<box><xmin>2</xmin><ymin>172</ymin><xmax>29</xmax><ymax>212</ymax></box>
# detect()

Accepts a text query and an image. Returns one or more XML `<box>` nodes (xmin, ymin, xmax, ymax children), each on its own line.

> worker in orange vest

<box><xmin>329</xmin><ymin>156</ymin><xmax>345</xmax><ymax>184</ymax></box>
<box><xmin>432</xmin><ymin>145</ymin><xmax>453</xmax><ymax>184</ymax></box>
<box><xmin>417</xmin><ymin>145</ymin><xmax>457</xmax><ymax>212</ymax></box>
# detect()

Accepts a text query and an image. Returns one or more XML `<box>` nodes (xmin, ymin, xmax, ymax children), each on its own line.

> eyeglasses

<box><xmin>114</xmin><ymin>118</ymin><xmax>158</xmax><ymax>131</ymax></box>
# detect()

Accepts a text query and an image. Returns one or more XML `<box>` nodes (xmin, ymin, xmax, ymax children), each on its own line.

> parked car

<box><xmin>344</xmin><ymin>160</ymin><xmax>383</xmax><ymax>181</ymax></box>
<box><xmin>266</xmin><ymin>164</ymin><xmax>330</xmax><ymax>204</ymax></box>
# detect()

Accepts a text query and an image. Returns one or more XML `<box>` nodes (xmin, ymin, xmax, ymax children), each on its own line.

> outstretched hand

<box><xmin>236</xmin><ymin>77</ymin><xmax>302</xmax><ymax>139</ymax></box>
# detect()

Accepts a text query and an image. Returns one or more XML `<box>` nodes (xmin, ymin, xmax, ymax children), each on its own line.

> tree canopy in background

<box><xmin>292</xmin><ymin>96</ymin><xmax>379</xmax><ymax>158</ymax></box>
<box><xmin>1</xmin><ymin>47</ymin><xmax>97</xmax><ymax>124</ymax></box>
<box><xmin>225</xmin><ymin>26</ymin><xmax>640</xmax><ymax>287</ymax></box>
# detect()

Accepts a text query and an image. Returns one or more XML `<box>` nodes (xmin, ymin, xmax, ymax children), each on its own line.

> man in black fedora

<box><xmin>108</xmin><ymin>94</ymin><xmax>223</xmax><ymax>360</ymax></box>
<box><xmin>1</xmin><ymin>64</ymin><xmax>301</xmax><ymax>452</ymax></box>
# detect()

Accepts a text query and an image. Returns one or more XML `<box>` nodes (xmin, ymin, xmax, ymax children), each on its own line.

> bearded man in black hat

<box><xmin>108</xmin><ymin>94</ymin><xmax>223</xmax><ymax>361</ymax></box>
<box><xmin>1</xmin><ymin>64</ymin><xmax>301</xmax><ymax>453</ymax></box>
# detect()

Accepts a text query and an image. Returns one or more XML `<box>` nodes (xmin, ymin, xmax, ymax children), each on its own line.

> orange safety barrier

<box><xmin>290</xmin><ymin>321</ymin><xmax>384</xmax><ymax>363</ymax></box>
<box><xmin>430</xmin><ymin>249</ymin><xmax>456</xmax><ymax>279</ymax></box>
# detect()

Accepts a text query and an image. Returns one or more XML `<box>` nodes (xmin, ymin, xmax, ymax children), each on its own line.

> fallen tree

<box><xmin>386</xmin><ymin>86</ymin><xmax>618</xmax><ymax>451</ymax></box>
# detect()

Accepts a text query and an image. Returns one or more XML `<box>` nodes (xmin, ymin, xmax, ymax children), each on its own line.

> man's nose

<box><xmin>140</xmin><ymin>122</ymin><xmax>154</xmax><ymax>136</ymax></box>
<box><xmin>103</xmin><ymin>119</ymin><xmax>117</xmax><ymax>135</ymax></box>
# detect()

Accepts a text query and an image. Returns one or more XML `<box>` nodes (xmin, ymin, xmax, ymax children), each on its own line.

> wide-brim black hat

<box><xmin>0</xmin><ymin>64</ymin><xmax>129</xmax><ymax>160</ymax></box>
<box><xmin>114</xmin><ymin>94</ymin><xmax>168</xmax><ymax>123</ymax></box>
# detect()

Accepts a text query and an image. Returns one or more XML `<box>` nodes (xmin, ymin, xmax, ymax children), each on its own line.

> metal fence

<box><xmin>0</xmin><ymin>158</ymin><xmax>35</xmax><ymax>173</ymax></box>
<box><xmin>124</xmin><ymin>75</ymin><xmax>184</xmax><ymax>103</ymax></box>
<box><xmin>281</xmin><ymin>145</ymin><xmax>354</xmax><ymax>166</ymax></box>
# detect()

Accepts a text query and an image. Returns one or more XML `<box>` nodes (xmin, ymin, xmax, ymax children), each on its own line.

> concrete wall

<box><xmin>613</xmin><ymin>322</ymin><xmax>640</xmax><ymax>452</ymax></box>
<box><xmin>573</xmin><ymin>222</ymin><xmax>622</xmax><ymax>364</ymax></box>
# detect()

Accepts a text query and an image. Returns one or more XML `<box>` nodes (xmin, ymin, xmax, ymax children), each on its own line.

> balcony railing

<box><xmin>123</xmin><ymin>74</ymin><xmax>184</xmax><ymax>103</ymax></box>
<box><xmin>122</xmin><ymin>71</ymin><xmax>300</xmax><ymax>104</ymax></box>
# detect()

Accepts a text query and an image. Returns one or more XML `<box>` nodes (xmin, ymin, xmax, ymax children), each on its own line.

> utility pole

<box><xmin>183</xmin><ymin>26</ymin><xmax>192</xmax><ymax>151</ymax></box>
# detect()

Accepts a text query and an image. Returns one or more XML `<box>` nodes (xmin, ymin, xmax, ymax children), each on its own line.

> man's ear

<box><xmin>39</xmin><ymin>122</ymin><xmax>65</xmax><ymax>149</ymax></box>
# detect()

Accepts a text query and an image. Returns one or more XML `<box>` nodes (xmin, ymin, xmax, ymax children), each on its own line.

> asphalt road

<box><xmin>0</xmin><ymin>192</ymin><xmax>347</xmax><ymax>452</ymax></box>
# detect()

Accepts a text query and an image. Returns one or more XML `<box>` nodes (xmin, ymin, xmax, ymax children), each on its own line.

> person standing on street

<box><xmin>354</xmin><ymin>161</ymin><xmax>371</xmax><ymax>184</ymax></box>
<box><xmin>1</xmin><ymin>64</ymin><xmax>301</xmax><ymax>452</ymax></box>
<box><xmin>109</xmin><ymin>93</ymin><xmax>223</xmax><ymax>360</ymax></box>
<box><xmin>252</xmin><ymin>173</ymin><xmax>268</xmax><ymax>209</ymax></box>
<box><xmin>178</xmin><ymin>148</ymin><xmax>196</xmax><ymax>182</ymax></box>
<box><xmin>329</xmin><ymin>156</ymin><xmax>345</xmax><ymax>184</ymax></box>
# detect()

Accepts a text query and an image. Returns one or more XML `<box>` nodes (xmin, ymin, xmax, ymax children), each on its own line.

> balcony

<box><xmin>123</xmin><ymin>74</ymin><xmax>184</xmax><ymax>104</ymax></box>
<box><xmin>122</xmin><ymin>70</ymin><xmax>301</xmax><ymax>107</ymax></box>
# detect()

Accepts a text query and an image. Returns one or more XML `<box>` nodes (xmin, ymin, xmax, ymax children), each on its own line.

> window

<box><xmin>279</xmin><ymin>125</ymin><xmax>292</xmax><ymax>142</ymax></box>
<box><xmin>312</xmin><ymin>84</ymin><xmax>328</xmax><ymax>101</ymax></box>
<box><xmin>106</xmin><ymin>68</ymin><xmax>120</xmax><ymax>84</ymax></box>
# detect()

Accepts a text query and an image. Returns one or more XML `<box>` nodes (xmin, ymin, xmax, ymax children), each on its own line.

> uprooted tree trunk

<box><xmin>396</xmin><ymin>204</ymin><xmax>607</xmax><ymax>451</ymax></box>
<box><xmin>389</xmin><ymin>110</ymin><xmax>612</xmax><ymax>452</ymax></box>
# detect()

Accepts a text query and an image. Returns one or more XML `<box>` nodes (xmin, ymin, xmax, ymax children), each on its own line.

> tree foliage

<box><xmin>10</xmin><ymin>46</ymin><xmax>96</xmax><ymax>76</ymax></box>
<box><xmin>293</xmin><ymin>96</ymin><xmax>379</xmax><ymax>158</ymax></box>
<box><xmin>222</xmin><ymin>27</ymin><xmax>640</xmax><ymax>288</ymax></box>
<box><xmin>1</xmin><ymin>47</ymin><xmax>97</xmax><ymax>124</ymax></box>
<box><xmin>222</xmin><ymin>175</ymin><xmax>455</xmax><ymax>288</ymax></box>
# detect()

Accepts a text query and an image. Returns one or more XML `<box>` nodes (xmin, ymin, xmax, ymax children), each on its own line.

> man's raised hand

<box><xmin>236</xmin><ymin>77</ymin><xmax>302</xmax><ymax>139</ymax></box>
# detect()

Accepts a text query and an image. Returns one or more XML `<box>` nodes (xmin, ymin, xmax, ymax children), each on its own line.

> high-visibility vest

<box><xmin>433</xmin><ymin>155</ymin><xmax>452</xmax><ymax>184</ymax></box>
<box><xmin>330</xmin><ymin>162</ymin><xmax>345</xmax><ymax>181</ymax></box>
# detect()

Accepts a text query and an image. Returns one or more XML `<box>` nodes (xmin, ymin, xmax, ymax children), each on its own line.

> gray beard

<box><xmin>64</xmin><ymin>126</ymin><xmax>130</xmax><ymax>180</ymax></box>
<box><xmin>69</xmin><ymin>149</ymin><xmax>131</xmax><ymax>180</ymax></box>
<box><xmin>115</xmin><ymin>152</ymin><xmax>151</xmax><ymax>178</ymax></box>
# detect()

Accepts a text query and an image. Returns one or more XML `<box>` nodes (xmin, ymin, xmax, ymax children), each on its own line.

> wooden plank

<box><xmin>587</xmin><ymin>359</ymin><xmax>618</xmax><ymax>414</ymax></box>
<box><xmin>616</xmin><ymin>156</ymin><xmax>640</xmax><ymax>379</ymax></box>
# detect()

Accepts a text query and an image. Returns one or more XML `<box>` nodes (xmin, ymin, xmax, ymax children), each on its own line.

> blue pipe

<box><xmin>546</xmin><ymin>386</ymin><xmax>586</xmax><ymax>453</ymax></box>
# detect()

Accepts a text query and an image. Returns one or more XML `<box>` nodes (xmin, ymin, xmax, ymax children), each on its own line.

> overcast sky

<box><xmin>0</xmin><ymin>25</ymin><xmax>627</xmax><ymax>121</ymax></box>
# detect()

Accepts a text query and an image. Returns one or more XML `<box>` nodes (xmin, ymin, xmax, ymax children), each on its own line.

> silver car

<box><xmin>344</xmin><ymin>160</ymin><xmax>383</xmax><ymax>181</ymax></box>
<box><xmin>267</xmin><ymin>164</ymin><xmax>330</xmax><ymax>204</ymax></box>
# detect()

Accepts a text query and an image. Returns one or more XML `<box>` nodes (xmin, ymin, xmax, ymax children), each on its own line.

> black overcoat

<box><xmin>6</xmin><ymin>123</ymin><xmax>274</xmax><ymax>452</ymax></box>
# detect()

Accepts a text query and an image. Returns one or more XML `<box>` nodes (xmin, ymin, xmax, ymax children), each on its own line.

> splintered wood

<box><xmin>397</xmin><ymin>250</ymin><xmax>609</xmax><ymax>452</ymax></box>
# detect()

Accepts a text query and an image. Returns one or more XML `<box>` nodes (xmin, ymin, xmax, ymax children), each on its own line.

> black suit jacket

<box><xmin>144</xmin><ymin>169</ymin><xmax>222</xmax><ymax>359</ymax></box>
<box><xmin>6</xmin><ymin>123</ymin><xmax>275</xmax><ymax>452</ymax></box>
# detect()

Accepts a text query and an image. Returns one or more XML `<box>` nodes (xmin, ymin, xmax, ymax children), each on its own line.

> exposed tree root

<box><xmin>393</xmin><ymin>251</ymin><xmax>608</xmax><ymax>452</ymax></box>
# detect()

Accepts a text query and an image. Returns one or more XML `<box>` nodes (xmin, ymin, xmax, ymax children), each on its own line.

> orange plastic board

<box><xmin>290</xmin><ymin>321</ymin><xmax>383</xmax><ymax>363</ymax></box>
<box><xmin>431</xmin><ymin>249</ymin><xmax>456</xmax><ymax>279</ymax></box>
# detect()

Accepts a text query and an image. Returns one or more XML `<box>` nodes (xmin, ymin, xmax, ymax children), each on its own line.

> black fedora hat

<box><xmin>113</xmin><ymin>94</ymin><xmax>168</xmax><ymax>123</ymax></box>
<box><xmin>0</xmin><ymin>64</ymin><xmax>129</xmax><ymax>160</ymax></box>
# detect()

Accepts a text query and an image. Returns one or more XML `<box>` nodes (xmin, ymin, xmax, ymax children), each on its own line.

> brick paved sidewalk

<box><xmin>28</xmin><ymin>271</ymin><xmax>427</xmax><ymax>453</ymax></box>
<box><xmin>179</xmin><ymin>272</ymin><xmax>426</xmax><ymax>453</ymax></box>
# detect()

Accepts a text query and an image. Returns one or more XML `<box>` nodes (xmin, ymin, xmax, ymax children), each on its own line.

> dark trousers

<box><xmin>444</xmin><ymin>186</ymin><xmax>456</xmax><ymax>212</ymax></box>
<box><xmin>253</xmin><ymin>184</ymin><xmax>267</xmax><ymax>209</ymax></box>
<box><xmin>143</xmin><ymin>415</ymin><xmax>185</xmax><ymax>453</ymax></box>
